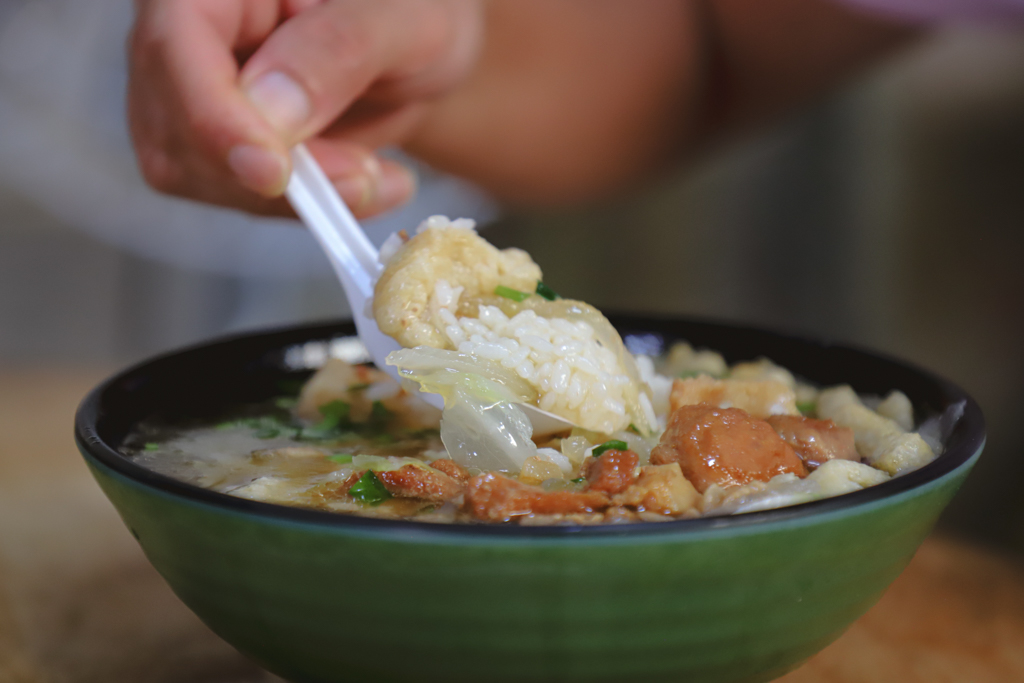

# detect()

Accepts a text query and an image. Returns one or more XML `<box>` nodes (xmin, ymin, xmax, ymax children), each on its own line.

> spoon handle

<box><xmin>286</xmin><ymin>144</ymin><xmax>381</xmax><ymax>298</ymax></box>
<box><xmin>285</xmin><ymin>143</ymin><xmax>406</xmax><ymax>389</ymax></box>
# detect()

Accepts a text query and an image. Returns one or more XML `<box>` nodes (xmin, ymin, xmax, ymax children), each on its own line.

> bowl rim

<box><xmin>75</xmin><ymin>315</ymin><xmax>985</xmax><ymax>539</ymax></box>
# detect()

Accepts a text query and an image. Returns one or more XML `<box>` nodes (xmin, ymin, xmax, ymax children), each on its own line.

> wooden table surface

<box><xmin>2</xmin><ymin>366</ymin><xmax>1023</xmax><ymax>683</ymax></box>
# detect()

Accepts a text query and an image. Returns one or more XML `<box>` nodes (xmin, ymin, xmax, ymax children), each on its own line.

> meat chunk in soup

<box><xmin>584</xmin><ymin>449</ymin><xmax>640</xmax><ymax>495</ymax></box>
<box><xmin>377</xmin><ymin>464</ymin><xmax>465</xmax><ymax>503</ymax></box>
<box><xmin>765</xmin><ymin>415</ymin><xmax>858</xmax><ymax>470</ymax></box>
<box><xmin>464</xmin><ymin>473</ymin><xmax>611</xmax><ymax>522</ymax></box>
<box><xmin>650</xmin><ymin>404</ymin><xmax>808</xmax><ymax>493</ymax></box>
<box><xmin>426</xmin><ymin>458</ymin><xmax>472</xmax><ymax>484</ymax></box>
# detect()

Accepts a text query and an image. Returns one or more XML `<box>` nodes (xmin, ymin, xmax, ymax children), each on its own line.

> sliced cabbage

<box><xmin>703</xmin><ymin>459</ymin><xmax>890</xmax><ymax>516</ymax></box>
<box><xmin>387</xmin><ymin>347</ymin><xmax>538</xmax><ymax>473</ymax></box>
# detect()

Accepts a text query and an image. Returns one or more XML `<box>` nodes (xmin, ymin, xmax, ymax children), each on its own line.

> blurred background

<box><xmin>1</xmin><ymin>0</ymin><xmax>1022</xmax><ymax>561</ymax></box>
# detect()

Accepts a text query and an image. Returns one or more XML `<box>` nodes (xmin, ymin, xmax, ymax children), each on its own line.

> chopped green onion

<box><xmin>144</xmin><ymin>442</ymin><xmax>160</xmax><ymax>451</ymax></box>
<box><xmin>314</xmin><ymin>400</ymin><xmax>351</xmax><ymax>431</ymax></box>
<box><xmin>371</xmin><ymin>400</ymin><xmax>392</xmax><ymax>421</ymax></box>
<box><xmin>348</xmin><ymin>383</ymin><xmax>371</xmax><ymax>392</ymax></box>
<box><xmin>570</xmin><ymin>477</ymin><xmax>586</xmax><ymax>484</ymax></box>
<box><xmin>348</xmin><ymin>471</ymin><xmax>392</xmax><ymax>505</ymax></box>
<box><xmin>627</xmin><ymin>423</ymin><xmax>641</xmax><ymax>434</ymax></box>
<box><xmin>535</xmin><ymin>281</ymin><xmax>560</xmax><ymax>301</ymax></box>
<box><xmin>327</xmin><ymin>453</ymin><xmax>353</xmax><ymax>464</ymax></box>
<box><xmin>494</xmin><ymin>285</ymin><xmax>531</xmax><ymax>302</ymax></box>
<box><xmin>796</xmin><ymin>400</ymin><xmax>817</xmax><ymax>416</ymax></box>
<box><xmin>591</xmin><ymin>440</ymin><xmax>629</xmax><ymax>458</ymax></box>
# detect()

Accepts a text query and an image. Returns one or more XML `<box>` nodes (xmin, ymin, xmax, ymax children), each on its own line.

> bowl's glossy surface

<box><xmin>75</xmin><ymin>316</ymin><xmax>984</xmax><ymax>683</ymax></box>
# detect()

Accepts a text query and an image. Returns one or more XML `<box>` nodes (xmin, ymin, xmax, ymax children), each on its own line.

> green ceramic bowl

<box><xmin>75</xmin><ymin>317</ymin><xmax>984</xmax><ymax>683</ymax></box>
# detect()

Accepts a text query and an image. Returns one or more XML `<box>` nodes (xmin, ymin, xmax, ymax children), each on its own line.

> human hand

<box><xmin>128</xmin><ymin>0</ymin><xmax>483</xmax><ymax>218</ymax></box>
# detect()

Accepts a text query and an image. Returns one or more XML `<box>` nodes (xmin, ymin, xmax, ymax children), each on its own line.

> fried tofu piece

<box><xmin>611</xmin><ymin>463</ymin><xmax>701</xmax><ymax>515</ymax></box>
<box><xmin>651</xmin><ymin>404</ymin><xmax>807</xmax><ymax>493</ymax></box>
<box><xmin>765</xmin><ymin>415</ymin><xmax>858</xmax><ymax>470</ymax></box>
<box><xmin>373</xmin><ymin>222</ymin><xmax>542</xmax><ymax>349</ymax></box>
<box><xmin>669</xmin><ymin>375</ymin><xmax>798</xmax><ymax>419</ymax></box>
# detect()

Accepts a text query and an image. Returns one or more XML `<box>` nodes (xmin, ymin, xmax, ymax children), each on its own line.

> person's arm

<box><xmin>404</xmin><ymin>0</ymin><xmax>916</xmax><ymax>205</ymax></box>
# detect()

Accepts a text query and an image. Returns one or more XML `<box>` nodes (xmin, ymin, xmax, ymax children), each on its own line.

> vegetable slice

<box><xmin>348</xmin><ymin>471</ymin><xmax>392</xmax><ymax>505</ymax></box>
<box><xmin>494</xmin><ymin>285</ymin><xmax>531</xmax><ymax>302</ymax></box>
<box><xmin>592</xmin><ymin>440</ymin><xmax>629</xmax><ymax>458</ymax></box>
<box><xmin>535</xmin><ymin>281</ymin><xmax>560</xmax><ymax>301</ymax></box>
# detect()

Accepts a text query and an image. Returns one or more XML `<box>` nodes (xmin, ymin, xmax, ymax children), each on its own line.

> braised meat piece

<box><xmin>650</xmin><ymin>403</ymin><xmax>807</xmax><ymax>493</ymax></box>
<box><xmin>427</xmin><ymin>458</ymin><xmax>472</xmax><ymax>484</ymax></box>
<box><xmin>584</xmin><ymin>449</ymin><xmax>640</xmax><ymax>495</ymax></box>
<box><xmin>376</xmin><ymin>465</ymin><xmax>464</xmax><ymax>502</ymax></box>
<box><xmin>464</xmin><ymin>473</ymin><xmax>611</xmax><ymax>522</ymax></box>
<box><xmin>765</xmin><ymin>415</ymin><xmax>858</xmax><ymax>470</ymax></box>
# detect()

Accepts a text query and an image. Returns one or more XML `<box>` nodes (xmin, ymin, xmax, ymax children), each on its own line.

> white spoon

<box><xmin>284</xmin><ymin>143</ymin><xmax>575</xmax><ymax>436</ymax></box>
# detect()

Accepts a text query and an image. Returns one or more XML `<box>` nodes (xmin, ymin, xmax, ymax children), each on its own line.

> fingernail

<box><xmin>245</xmin><ymin>71</ymin><xmax>311</xmax><ymax>136</ymax></box>
<box><xmin>227</xmin><ymin>144</ymin><xmax>289</xmax><ymax>195</ymax></box>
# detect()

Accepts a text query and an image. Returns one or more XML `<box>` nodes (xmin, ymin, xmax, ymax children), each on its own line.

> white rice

<box><xmin>429</xmin><ymin>279</ymin><xmax>635</xmax><ymax>434</ymax></box>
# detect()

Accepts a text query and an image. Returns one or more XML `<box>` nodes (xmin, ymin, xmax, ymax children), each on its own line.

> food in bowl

<box><xmin>77</xmin><ymin>316</ymin><xmax>984</xmax><ymax>683</ymax></box>
<box><xmin>126</xmin><ymin>217</ymin><xmax>942</xmax><ymax>525</ymax></box>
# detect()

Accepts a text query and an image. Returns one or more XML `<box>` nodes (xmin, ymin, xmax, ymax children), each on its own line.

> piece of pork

<box><xmin>463</xmin><ymin>473</ymin><xmax>611</xmax><ymax>522</ymax></box>
<box><xmin>376</xmin><ymin>464</ymin><xmax>465</xmax><ymax>503</ymax></box>
<box><xmin>584</xmin><ymin>449</ymin><xmax>640</xmax><ymax>495</ymax></box>
<box><xmin>650</xmin><ymin>403</ymin><xmax>807</xmax><ymax>493</ymax></box>
<box><xmin>765</xmin><ymin>415</ymin><xmax>858</xmax><ymax>470</ymax></box>
<box><xmin>427</xmin><ymin>458</ymin><xmax>472</xmax><ymax>484</ymax></box>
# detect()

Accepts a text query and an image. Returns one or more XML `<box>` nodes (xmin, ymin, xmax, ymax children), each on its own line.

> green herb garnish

<box><xmin>348</xmin><ymin>471</ymin><xmax>392</xmax><ymax>505</ymax></box>
<box><xmin>494</xmin><ymin>285</ymin><xmax>531</xmax><ymax>302</ymax></box>
<box><xmin>327</xmin><ymin>453</ymin><xmax>353</xmax><ymax>464</ymax></box>
<box><xmin>535</xmin><ymin>281</ymin><xmax>560</xmax><ymax>301</ymax></box>
<box><xmin>591</xmin><ymin>440</ymin><xmax>629</xmax><ymax>458</ymax></box>
<box><xmin>143</xmin><ymin>443</ymin><xmax>160</xmax><ymax>451</ymax></box>
<box><xmin>796</xmin><ymin>400</ymin><xmax>817</xmax><ymax>416</ymax></box>
<box><xmin>570</xmin><ymin>477</ymin><xmax>586</xmax><ymax>484</ymax></box>
<box><xmin>370</xmin><ymin>400</ymin><xmax>392</xmax><ymax>421</ymax></box>
<box><xmin>298</xmin><ymin>400</ymin><xmax>353</xmax><ymax>441</ymax></box>
<box><xmin>627</xmin><ymin>423</ymin><xmax>641</xmax><ymax>434</ymax></box>
<box><xmin>317</xmin><ymin>400</ymin><xmax>351</xmax><ymax>429</ymax></box>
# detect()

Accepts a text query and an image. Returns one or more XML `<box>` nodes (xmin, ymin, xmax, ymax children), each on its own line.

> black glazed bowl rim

<box><xmin>75</xmin><ymin>314</ymin><xmax>985</xmax><ymax>539</ymax></box>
